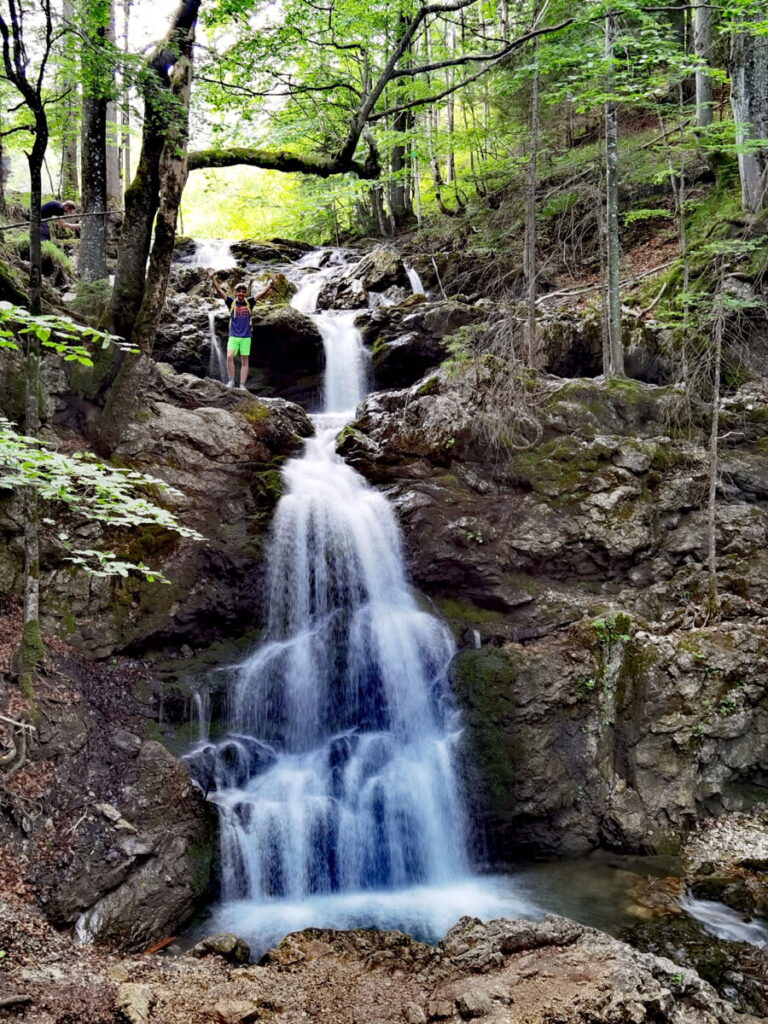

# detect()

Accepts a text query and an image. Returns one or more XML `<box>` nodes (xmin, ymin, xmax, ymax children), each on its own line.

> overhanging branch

<box><xmin>187</xmin><ymin>144</ymin><xmax>378</xmax><ymax>178</ymax></box>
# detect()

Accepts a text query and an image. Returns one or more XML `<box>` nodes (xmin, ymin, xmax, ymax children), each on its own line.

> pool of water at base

<box><xmin>180</xmin><ymin>851</ymin><xmax>768</xmax><ymax>961</ymax></box>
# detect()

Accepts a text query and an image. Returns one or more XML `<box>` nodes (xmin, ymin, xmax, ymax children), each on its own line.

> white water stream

<box><xmin>184</xmin><ymin>266</ymin><xmax>523</xmax><ymax>954</ymax></box>
<box><xmin>194</xmin><ymin>238</ymin><xmax>233</xmax><ymax>269</ymax></box>
<box><xmin>183</xmin><ymin>253</ymin><xmax>768</xmax><ymax>959</ymax></box>
<box><xmin>207</xmin><ymin>310</ymin><xmax>228</xmax><ymax>383</ymax></box>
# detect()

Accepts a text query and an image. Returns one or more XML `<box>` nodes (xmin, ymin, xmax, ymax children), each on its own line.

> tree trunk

<box><xmin>80</xmin><ymin>0</ymin><xmax>110</xmax><ymax>282</ymax></box>
<box><xmin>106</xmin><ymin>0</ymin><xmax>122</xmax><ymax>211</ymax></box>
<box><xmin>108</xmin><ymin>0</ymin><xmax>201</xmax><ymax>347</ymax></box>
<box><xmin>525</xmin><ymin>25</ymin><xmax>540</xmax><ymax>365</ymax></box>
<box><xmin>389</xmin><ymin>107</ymin><xmax>414</xmax><ymax>229</ymax></box>
<box><xmin>730</xmin><ymin>17</ymin><xmax>768</xmax><ymax>213</ymax></box>
<box><xmin>80</xmin><ymin>93</ymin><xmax>108</xmax><ymax>280</ymax></box>
<box><xmin>707</xmin><ymin>291</ymin><xmax>723</xmax><ymax>619</ymax></box>
<box><xmin>130</xmin><ymin>47</ymin><xmax>193</xmax><ymax>352</ymax></box>
<box><xmin>604</xmin><ymin>13</ymin><xmax>623</xmax><ymax>378</ymax></box>
<box><xmin>60</xmin><ymin>0</ymin><xmax>80</xmax><ymax>200</ymax></box>
<box><xmin>121</xmin><ymin>0</ymin><xmax>131</xmax><ymax>185</ymax></box>
<box><xmin>694</xmin><ymin>0</ymin><xmax>713</xmax><ymax>129</ymax></box>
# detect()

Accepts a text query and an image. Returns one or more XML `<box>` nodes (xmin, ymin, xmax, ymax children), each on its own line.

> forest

<box><xmin>0</xmin><ymin>0</ymin><xmax>767</xmax><ymax>1022</ymax></box>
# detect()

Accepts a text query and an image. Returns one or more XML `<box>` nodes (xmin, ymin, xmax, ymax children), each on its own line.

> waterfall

<box><xmin>207</xmin><ymin>310</ymin><xmax>228</xmax><ymax>382</ymax></box>
<box><xmin>185</xmin><ymin>252</ymin><xmax>525</xmax><ymax>955</ymax></box>
<box><xmin>195</xmin><ymin>238</ymin><xmax>232</xmax><ymax>269</ymax></box>
<box><xmin>405</xmin><ymin>264</ymin><xmax>426</xmax><ymax>296</ymax></box>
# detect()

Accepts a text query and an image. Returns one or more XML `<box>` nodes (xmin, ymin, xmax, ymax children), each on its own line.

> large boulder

<box><xmin>247</xmin><ymin>305</ymin><xmax>325</xmax><ymax>408</ymax></box>
<box><xmin>357</xmin><ymin>298</ymin><xmax>486</xmax><ymax>390</ymax></box>
<box><xmin>318</xmin><ymin>247</ymin><xmax>410</xmax><ymax>309</ymax></box>
<box><xmin>229</xmin><ymin>237</ymin><xmax>315</xmax><ymax>267</ymax></box>
<box><xmin>37</xmin><ymin>367</ymin><xmax>313</xmax><ymax>657</ymax></box>
<box><xmin>31</xmin><ymin>733</ymin><xmax>213</xmax><ymax>952</ymax></box>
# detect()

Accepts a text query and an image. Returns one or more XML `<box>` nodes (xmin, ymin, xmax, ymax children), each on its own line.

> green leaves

<box><xmin>0</xmin><ymin>301</ymin><xmax>134</xmax><ymax>365</ymax></box>
<box><xmin>0</xmin><ymin>416</ymin><xmax>204</xmax><ymax>583</ymax></box>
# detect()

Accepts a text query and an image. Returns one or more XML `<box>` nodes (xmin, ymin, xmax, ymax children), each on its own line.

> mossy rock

<box><xmin>451</xmin><ymin>647</ymin><xmax>521</xmax><ymax>806</ymax></box>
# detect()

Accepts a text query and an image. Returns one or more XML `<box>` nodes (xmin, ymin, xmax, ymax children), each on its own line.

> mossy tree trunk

<box><xmin>730</xmin><ymin>15</ymin><xmax>768</xmax><ymax>214</ymax></box>
<box><xmin>80</xmin><ymin>0</ymin><xmax>113</xmax><ymax>283</ymax></box>
<box><xmin>603</xmin><ymin>12</ymin><xmax>624</xmax><ymax>379</ymax></box>
<box><xmin>107</xmin><ymin>0</ymin><xmax>201</xmax><ymax>348</ymax></box>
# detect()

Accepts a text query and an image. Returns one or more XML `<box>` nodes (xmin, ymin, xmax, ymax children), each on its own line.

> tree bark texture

<box><xmin>60</xmin><ymin>0</ymin><xmax>80</xmax><ymax>200</ymax></box>
<box><xmin>109</xmin><ymin>0</ymin><xmax>201</xmax><ymax>346</ymax></box>
<box><xmin>80</xmin><ymin>93</ymin><xmax>108</xmax><ymax>281</ymax></box>
<box><xmin>604</xmin><ymin>14</ymin><xmax>623</xmax><ymax>378</ymax></box>
<box><xmin>106</xmin><ymin>0</ymin><xmax>122</xmax><ymax>210</ymax></box>
<box><xmin>707</xmin><ymin>293</ymin><xmax>723</xmax><ymax>618</ymax></box>
<box><xmin>693</xmin><ymin>0</ymin><xmax>713</xmax><ymax>129</ymax></box>
<box><xmin>730</xmin><ymin>19</ymin><xmax>768</xmax><ymax>213</ymax></box>
<box><xmin>525</xmin><ymin>30</ymin><xmax>539</xmax><ymax>365</ymax></box>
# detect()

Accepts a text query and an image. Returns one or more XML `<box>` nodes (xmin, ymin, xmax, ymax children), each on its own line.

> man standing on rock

<box><xmin>207</xmin><ymin>271</ymin><xmax>275</xmax><ymax>390</ymax></box>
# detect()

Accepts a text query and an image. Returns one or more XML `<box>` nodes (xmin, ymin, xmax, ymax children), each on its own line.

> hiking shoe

<box><xmin>226</xmin><ymin>378</ymin><xmax>235</xmax><ymax>388</ymax></box>
<box><xmin>238</xmin><ymin>383</ymin><xmax>248</xmax><ymax>391</ymax></box>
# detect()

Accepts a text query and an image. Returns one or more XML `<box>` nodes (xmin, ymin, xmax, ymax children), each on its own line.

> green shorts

<box><xmin>227</xmin><ymin>336</ymin><xmax>251</xmax><ymax>356</ymax></box>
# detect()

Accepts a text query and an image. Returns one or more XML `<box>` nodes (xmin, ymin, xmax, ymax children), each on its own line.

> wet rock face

<box><xmin>38</xmin><ymin>366</ymin><xmax>313</xmax><ymax>658</ymax></box>
<box><xmin>357</xmin><ymin>298</ymin><xmax>486</xmax><ymax>391</ymax></box>
<box><xmin>248</xmin><ymin>306</ymin><xmax>324</xmax><ymax>408</ymax></box>
<box><xmin>340</xmin><ymin>372</ymin><xmax>768</xmax><ymax>855</ymax></box>
<box><xmin>57</xmin><ymin>741</ymin><xmax>213</xmax><ymax>951</ymax></box>
<box><xmin>318</xmin><ymin>247</ymin><xmax>411</xmax><ymax>309</ymax></box>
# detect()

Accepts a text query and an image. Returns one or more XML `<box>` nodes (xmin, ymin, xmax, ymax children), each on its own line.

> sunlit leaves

<box><xmin>0</xmin><ymin>417</ymin><xmax>203</xmax><ymax>582</ymax></box>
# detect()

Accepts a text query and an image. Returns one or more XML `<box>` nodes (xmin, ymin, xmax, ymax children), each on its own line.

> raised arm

<box><xmin>206</xmin><ymin>267</ymin><xmax>228</xmax><ymax>301</ymax></box>
<box><xmin>253</xmin><ymin>276</ymin><xmax>275</xmax><ymax>302</ymax></box>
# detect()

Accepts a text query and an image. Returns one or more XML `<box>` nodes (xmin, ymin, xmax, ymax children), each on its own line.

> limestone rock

<box><xmin>51</xmin><ymin>741</ymin><xmax>213</xmax><ymax>951</ymax></box>
<box><xmin>248</xmin><ymin>305</ymin><xmax>324</xmax><ymax>407</ymax></box>
<box><xmin>212</xmin><ymin>997</ymin><xmax>263</xmax><ymax>1023</ymax></box>
<box><xmin>357</xmin><ymin>298</ymin><xmax>485</xmax><ymax>390</ymax></box>
<box><xmin>39</xmin><ymin>367</ymin><xmax>312</xmax><ymax>657</ymax></box>
<box><xmin>318</xmin><ymin>247</ymin><xmax>410</xmax><ymax>309</ymax></box>
<box><xmin>340</xmin><ymin>371</ymin><xmax>768</xmax><ymax>856</ymax></box>
<box><xmin>115</xmin><ymin>983</ymin><xmax>153</xmax><ymax>1024</ymax></box>
<box><xmin>191</xmin><ymin>932</ymin><xmax>251</xmax><ymax>965</ymax></box>
<box><xmin>455</xmin><ymin>990</ymin><xmax>491</xmax><ymax>1018</ymax></box>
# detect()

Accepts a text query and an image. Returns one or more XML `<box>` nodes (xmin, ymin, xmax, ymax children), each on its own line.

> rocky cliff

<box><xmin>338</xmin><ymin>368</ymin><xmax>768</xmax><ymax>858</ymax></box>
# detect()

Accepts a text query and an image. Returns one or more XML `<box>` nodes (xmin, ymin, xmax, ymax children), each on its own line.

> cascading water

<box><xmin>184</xmin><ymin>259</ymin><xmax>531</xmax><ymax>954</ymax></box>
<box><xmin>207</xmin><ymin>310</ymin><xmax>228</xmax><ymax>383</ymax></box>
<box><xmin>194</xmin><ymin>238</ymin><xmax>233</xmax><ymax>269</ymax></box>
<box><xmin>405</xmin><ymin>264</ymin><xmax>427</xmax><ymax>296</ymax></box>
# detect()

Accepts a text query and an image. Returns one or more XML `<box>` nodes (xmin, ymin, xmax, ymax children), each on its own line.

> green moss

<box><xmin>452</xmin><ymin>647</ymin><xmax>523</xmax><ymax>806</ymax></box>
<box><xmin>240</xmin><ymin>400</ymin><xmax>272</xmax><ymax>423</ymax></box>
<box><xmin>186</xmin><ymin>834</ymin><xmax>214</xmax><ymax>897</ymax></box>
<box><xmin>509</xmin><ymin>435</ymin><xmax>609</xmax><ymax>497</ymax></box>
<box><xmin>68</xmin><ymin>338</ymin><xmax>116</xmax><ymax>400</ymax></box>
<box><xmin>434</xmin><ymin>597</ymin><xmax>505</xmax><ymax>623</ymax></box>
<box><xmin>16</xmin><ymin>619</ymin><xmax>44</xmax><ymax>709</ymax></box>
<box><xmin>416</xmin><ymin>375</ymin><xmax>440</xmax><ymax>397</ymax></box>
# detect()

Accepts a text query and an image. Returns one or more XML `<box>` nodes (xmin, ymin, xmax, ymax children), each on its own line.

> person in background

<box><xmin>207</xmin><ymin>270</ymin><xmax>275</xmax><ymax>390</ymax></box>
<box><xmin>39</xmin><ymin>199</ymin><xmax>79</xmax><ymax>240</ymax></box>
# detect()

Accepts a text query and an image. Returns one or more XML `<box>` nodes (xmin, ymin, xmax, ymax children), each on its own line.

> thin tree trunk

<box><xmin>80</xmin><ymin>94</ymin><xmax>108</xmax><ymax>280</ymax></box>
<box><xmin>80</xmin><ymin>0</ymin><xmax>110</xmax><ymax>281</ymax></box>
<box><xmin>694</xmin><ymin>0</ymin><xmax>713</xmax><ymax>129</ymax></box>
<box><xmin>106</xmin><ymin>0</ymin><xmax>122</xmax><ymax>211</ymax></box>
<box><xmin>525</xmin><ymin>23</ymin><xmax>540</xmax><ymax>365</ymax></box>
<box><xmin>707</xmin><ymin>290</ymin><xmax>723</xmax><ymax>619</ymax></box>
<box><xmin>61</xmin><ymin>0</ymin><xmax>79</xmax><ymax>200</ymax></box>
<box><xmin>121</xmin><ymin>0</ymin><xmax>131</xmax><ymax>184</ymax></box>
<box><xmin>604</xmin><ymin>12</ymin><xmax>623</xmax><ymax>378</ymax></box>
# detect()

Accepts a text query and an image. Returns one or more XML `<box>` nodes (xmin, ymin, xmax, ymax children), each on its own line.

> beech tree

<box><xmin>730</xmin><ymin>8</ymin><xmax>768</xmax><ymax>213</ymax></box>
